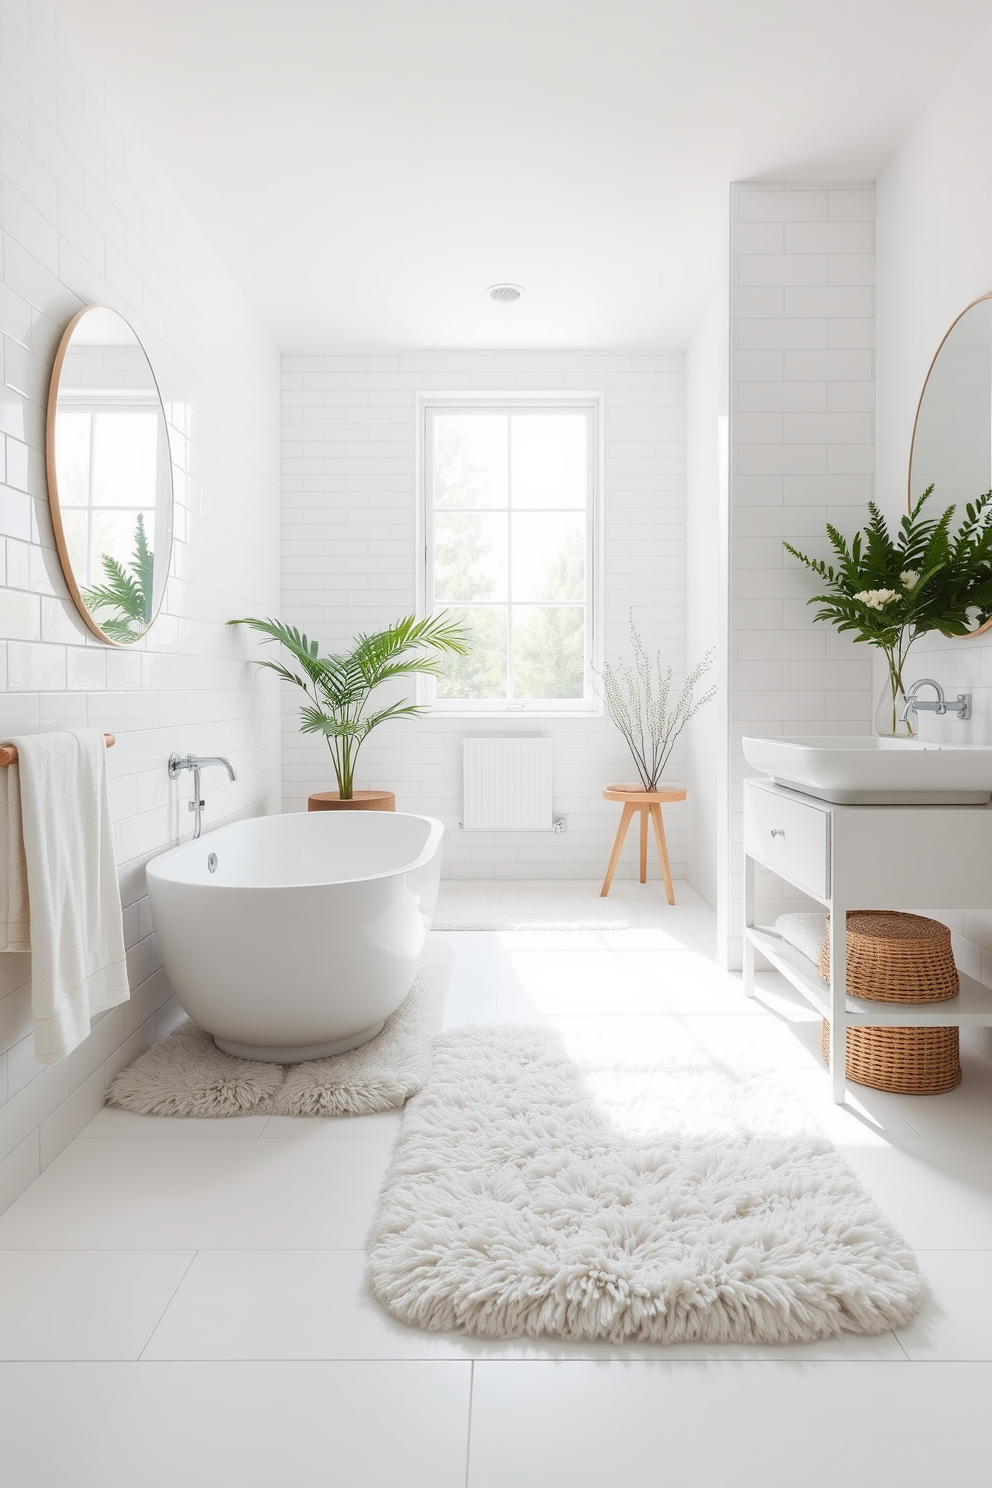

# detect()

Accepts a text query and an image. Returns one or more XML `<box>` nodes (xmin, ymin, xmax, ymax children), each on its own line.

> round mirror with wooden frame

<box><xmin>46</xmin><ymin>305</ymin><xmax>174</xmax><ymax>646</ymax></box>
<box><xmin>908</xmin><ymin>292</ymin><xmax>992</xmax><ymax>638</ymax></box>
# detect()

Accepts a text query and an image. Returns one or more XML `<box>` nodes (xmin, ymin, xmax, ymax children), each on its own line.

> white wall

<box><xmin>281</xmin><ymin>353</ymin><xmax>685</xmax><ymax>880</ymax></box>
<box><xmin>685</xmin><ymin>293</ymin><xmax>728</xmax><ymax>909</ymax></box>
<box><xmin>727</xmin><ymin>182</ymin><xmax>876</xmax><ymax>965</ymax></box>
<box><xmin>0</xmin><ymin>0</ymin><xmax>281</xmax><ymax>1212</ymax></box>
<box><xmin>876</xmin><ymin>22</ymin><xmax>992</xmax><ymax>1025</ymax></box>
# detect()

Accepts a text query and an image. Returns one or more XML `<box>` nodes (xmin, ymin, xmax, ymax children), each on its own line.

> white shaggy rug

<box><xmin>433</xmin><ymin>881</ymin><xmax>640</xmax><ymax>931</ymax></box>
<box><xmin>367</xmin><ymin>1019</ymin><xmax>924</xmax><ymax>1344</ymax></box>
<box><xmin>106</xmin><ymin>940</ymin><xmax>451</xmax><ymax>1118</ymax></box>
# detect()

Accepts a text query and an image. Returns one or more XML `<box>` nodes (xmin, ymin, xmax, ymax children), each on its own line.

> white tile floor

<box><xmin>2</xmin><ymin>881</ymin><xmax>992</xmax><ymax>1486</ymax></box>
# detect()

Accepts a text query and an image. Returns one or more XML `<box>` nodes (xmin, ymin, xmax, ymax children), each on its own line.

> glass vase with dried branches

<box><xmin>597</xmin><ymin>618</ymin><xmax>716</xmax><ymax>791</ymax></box>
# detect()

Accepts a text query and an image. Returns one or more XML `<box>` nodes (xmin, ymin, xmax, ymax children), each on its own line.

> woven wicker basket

<box><xmin>820</xmin><ymin>1020</ymin><xmax>961</xmax><ymax>1094</ymax></box>
<box><xmin>817</xmin><ymin>910</ymin><xmax>958</xmax><ymax>1003</ymax></box>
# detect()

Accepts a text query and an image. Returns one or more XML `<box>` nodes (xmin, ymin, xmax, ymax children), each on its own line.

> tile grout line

<box><xmin>464</xmin><ymin>1359</ymin><xmax>475</xmax><ymax>1488</ymax></box>
<box><xmin>137</xmin><ymin>1249</ymin><xmax>199</xmax><ymax>1362</ymax></box>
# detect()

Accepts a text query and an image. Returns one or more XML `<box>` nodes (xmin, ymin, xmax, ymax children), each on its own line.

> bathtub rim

<box><xmin>146</xmin><ymin>809</ymin><xmax>444</xmax><ymax>891</ymax></box>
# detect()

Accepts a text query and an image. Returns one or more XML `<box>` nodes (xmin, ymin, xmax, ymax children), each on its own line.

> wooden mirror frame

<box><xmin>46</xmin><ymin>305</ymin><xmax>174</xmax><ymax>646</ymax></box>
<box><xmin>907</xmin><ymin>291</ymin><xmax>992</xmax><ymax>639</ymax></box>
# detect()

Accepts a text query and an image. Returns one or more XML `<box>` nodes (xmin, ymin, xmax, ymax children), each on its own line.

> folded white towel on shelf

<box><xmin>1</xmin><ymin>730</ymin><xmax>129</xmax><ymax>1063</ymax></box>
<box><xmin>0</xmin><ymin>762</ymin><xmax>30</xmax><ymax>952</ymax></box>
<box><xmin>775</xmin><ymin>911</ymin><xmax>828</xmax><ymax>968</ymax></box>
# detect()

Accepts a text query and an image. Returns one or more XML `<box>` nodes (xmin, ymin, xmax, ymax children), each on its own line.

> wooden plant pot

<box><xmin>307</xmin><ymin>790</ymin><xmax>396</xmax><ymax>812</ymax></box>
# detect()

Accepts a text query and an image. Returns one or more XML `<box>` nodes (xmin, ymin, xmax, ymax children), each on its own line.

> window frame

<box><xmin>417</xmin><ymin>392</ymin><xmax>604</xmax><ymax>717</ymax></box>
<box><xmin>55</xmin><ymin>389</ymin><xmax>169</xmax><ymax>589</ymax></box>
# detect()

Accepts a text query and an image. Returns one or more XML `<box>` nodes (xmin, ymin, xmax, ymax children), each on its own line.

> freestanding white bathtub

<box><xmin>146</xmin><ymin>811</ymin><xmax>443</xmax><ymax>1062</ymax></box>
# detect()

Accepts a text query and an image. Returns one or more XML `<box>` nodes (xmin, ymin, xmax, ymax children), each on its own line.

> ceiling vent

<box><xmin>488</xmin><ymin>284</ymin><xmax>524</xmax><ymax>302</ymax></box>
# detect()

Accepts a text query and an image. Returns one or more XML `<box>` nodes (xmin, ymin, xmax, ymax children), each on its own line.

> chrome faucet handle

<box><xmin>900</xmin><ymin>680</ymin><xmax>972</xmax><ymax>723</ymax></box>
<box><xmin>901</xmin><ymin>678</ymin><xmax>946</xmax><ymax>721</ymax></box>
<box><xmin>168</xmin><ymin>752</ymin><xmax>235</xmax><ymax>840</ymax></box>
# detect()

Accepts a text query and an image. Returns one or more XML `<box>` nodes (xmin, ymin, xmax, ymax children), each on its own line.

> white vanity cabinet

<box><xmin>743</xmin><ymin>777</ymin><xmax>992</xmax><ymax>1102</ymax></box>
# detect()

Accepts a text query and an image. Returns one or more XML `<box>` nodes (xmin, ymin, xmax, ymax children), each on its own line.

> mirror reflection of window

<box><xmin>910</xmin><ymin>297</ymin><xmax>992</xmax><ymax>507</ymax></box>
<box><xmin>47</xmin><ymin>306</ymin><xmax>174</xmax><ymax>645</ymax></box>
<box><xmin>57</xmin><ymin>401</ymin><xmax>160</xmax><ymax>586</ymax></box>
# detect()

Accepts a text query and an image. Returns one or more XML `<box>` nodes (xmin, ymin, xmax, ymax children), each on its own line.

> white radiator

<box><xmin>461</xmin><ymin>737</ymin><xmax>553</xmax><ymax>831</ymax></box>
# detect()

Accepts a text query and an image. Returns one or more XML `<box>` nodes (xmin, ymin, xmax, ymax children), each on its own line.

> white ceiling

<box><xmin>57</xmin><ymin>0</ymin><xmax>992</xmax><ymax>351</ymax></box>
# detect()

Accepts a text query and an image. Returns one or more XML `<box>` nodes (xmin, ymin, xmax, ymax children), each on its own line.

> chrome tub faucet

<box><xmin>168</xmin><ymin>753</ymin><xmax>238</xmax><ymax>839</ymax></box>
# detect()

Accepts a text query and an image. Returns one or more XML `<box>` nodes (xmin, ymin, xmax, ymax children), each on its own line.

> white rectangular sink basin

<box><xmin>742</xmin><ymin>735</ymin><xmax>992</xmax><ymax>804</ymax></box>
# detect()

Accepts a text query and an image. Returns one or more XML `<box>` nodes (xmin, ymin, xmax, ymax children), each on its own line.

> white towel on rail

<box><xmin>2</xmin><ymin>730</ymin><xmax>129</xmax><ymax>1062</ymax></box>
<box><xmin>0</xmin><ymin>762</ymin><xmax>30</xmax><ymax>952</ymax></box>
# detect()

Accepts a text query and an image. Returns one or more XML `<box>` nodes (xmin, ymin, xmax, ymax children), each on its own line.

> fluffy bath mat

<box><xmin>367</xmin><ymin>1019</ymin><xmax>924</xmax><ymax>1344</ymax></box>
<box><xmin>106</xmin><ymin>940</ymin><xmax>452</xmax><ymax>1118</ymax></box>
<box><xmin>433</xmin><ymin>881</ymin><xmax>640</xmax><ymax>931</ymax></box>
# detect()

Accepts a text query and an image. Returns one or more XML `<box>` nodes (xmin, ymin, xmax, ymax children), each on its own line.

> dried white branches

<box><xmin>596</xmin><ymin>617</ymin><xmax>716</xmax><ymax>791</ymax></box>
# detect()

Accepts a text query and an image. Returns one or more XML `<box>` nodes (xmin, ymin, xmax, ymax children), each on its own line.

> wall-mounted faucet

<box><xmin>168</xmin><ymin>753</ymin><xmax>237</xmax><ymax>839</ymax></box>
<box><xmin>900</xmin><ymin>678</ymin><xmax>972</xmax><ymax>724</ymax></box>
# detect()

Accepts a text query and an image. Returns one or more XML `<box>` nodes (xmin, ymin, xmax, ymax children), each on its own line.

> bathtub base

<box><xmin>214</xmin><ymin>1021</ymin><xmax>386</xmax><ymax>1064</ymax></box>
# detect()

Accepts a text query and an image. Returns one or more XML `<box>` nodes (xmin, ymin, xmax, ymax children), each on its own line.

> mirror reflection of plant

<box><xmin>82</xmin><ymin>512</ymin><xmax>154</xmax><ymax>643</ymax></box>
<box><xmin>228</xmin><ymin>612</ymin><xmax>470</xmax><ymax>799</ymax></box>
<box><xmin>784</xmin><ymin>487</ymin><xmax>992</xmax><ymax>734</ymax></box>
<box><xmin>597</xmin><ymin>615</ymin><xmax>716</xmax><ymax>791</ymax></box>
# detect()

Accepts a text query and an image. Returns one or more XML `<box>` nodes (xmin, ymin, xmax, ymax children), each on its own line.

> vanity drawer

<box><xmin>744</xmin><ymin>784</ymin><xmax>830</xmax><ymax>898</ymax></box>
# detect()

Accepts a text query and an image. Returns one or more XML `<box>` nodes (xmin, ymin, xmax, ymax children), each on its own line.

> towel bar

<box><xmin>0</xmin><ymin>733</ymin><xmax>116</xmax><ymax>768</ymax></box>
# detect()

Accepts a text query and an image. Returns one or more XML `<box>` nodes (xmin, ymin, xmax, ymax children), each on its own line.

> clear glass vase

<box><xmin>874</xmin><ymin>663</ymin><xmax>915</xmax><ymax>738</ymax></box>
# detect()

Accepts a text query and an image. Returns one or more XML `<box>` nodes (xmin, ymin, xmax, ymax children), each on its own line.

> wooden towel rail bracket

<box><xmin>0</xmin><ymin>733</ymin><xmax>116</xmax><ymax>768</ymax></box>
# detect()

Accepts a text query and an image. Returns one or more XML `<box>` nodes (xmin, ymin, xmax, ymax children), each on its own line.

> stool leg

<box><xmin>649</xmin><ymin>803</ymin><xmax>675</xmax><ymax>905</ymax></box>
<box><xmin>601</xmin><ymin>803</ymin><xmax>635</xmax><ymax>897</ymax></box>
<box><xmin>639</xmin><ymin>807</ymin><xmax>648</xmax><ymax>884</ymax></box>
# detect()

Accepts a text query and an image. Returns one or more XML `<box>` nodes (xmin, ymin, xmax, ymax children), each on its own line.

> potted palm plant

<box><xmin>229</xmin><ymin>612</ymin><xmax>469</xmax><ymax>809</ymax></box>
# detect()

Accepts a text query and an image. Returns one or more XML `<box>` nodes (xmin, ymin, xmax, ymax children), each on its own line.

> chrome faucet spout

<box><xmin>900</xmin><ymin>678</ymin><xmax>946</xmax><ymax>722</ymax></box>
<box><xmin>168</xmin><ymin>753</ymin><xmax>238</xmax><ymax>839</ymax></box>
<box><xmin>188</xmin><ymin>755</ymin><xmax>237</xmax><ymax>781</ymax></box>
<box><xmin>900</xmin><ymin>679</ymin><xmax>971</xmax><ymax>724</ymax></box>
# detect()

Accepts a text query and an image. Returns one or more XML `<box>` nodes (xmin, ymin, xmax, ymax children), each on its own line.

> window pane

<box><xmin>88</xmin><ymin>509</ymin><xmax>155</xmax><ymax>589</ymax></box>
<box><xmin>55</xmin><ymin>410</ymin><xmax>91</xmax><ymax>507</ymax></box>
<box><xmin>434</xmin><ymin>607</ymin><xmax>507</xmax><ymax>699</ymax></box>
<box><xmin>511</xmin><ymin>513</ymin><xmax>585</xmax><ymax>602</ymax></box>
<box><xmin>434</xmin><ymin>512</ymin><xmax>507</xmax><ymax>602</ymax></box>
<box><xmin>510</xmin><ymin>414</ymin><xmax>587</xmax><ymax>509</ymax></box>
<box><xmin>92</xmin><ymin>411</ymin><xmax>159</xmax><ymax>506</ymax></box>
<box><xmin>434</xmin><ymin>414</ymin><xmax>508</xmax><ymax>508</ymax></box>
<box><xmin>60</xmin><ymin>509</ymin><xmax>88</xmax><ymax>579</ymax></box>
<box><xmin>512</xmin><ymin>606</ymin><xmax>585</xmax><ymax>699</ymax></box>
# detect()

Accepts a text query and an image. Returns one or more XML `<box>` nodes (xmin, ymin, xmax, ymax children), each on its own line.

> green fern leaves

<box><xmin>82</xmin><ymin>513</ymin><xmax>155</xmax><ymax>644</ymax></box>
<box><xmin>784</xmin><ymin>487</ymin><xmax>992</xmax><ymax>646</ymax></box>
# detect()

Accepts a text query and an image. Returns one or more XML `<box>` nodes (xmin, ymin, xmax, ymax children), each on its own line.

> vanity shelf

<box><xmin>748</xmin><ymin>925</ymin><xmax>992</xmax><ymax>1027</ymax></box>
<box><xmin>743</xmin><ymin>778</ymin><xmax>992</xmax><ymax>1102</ymax></box>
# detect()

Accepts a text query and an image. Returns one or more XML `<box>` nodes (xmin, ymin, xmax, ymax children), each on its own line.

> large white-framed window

<box><xmin>419</xmin><ymin>395</ymin><xmax>602</xmax><ymax>715</ymax></box>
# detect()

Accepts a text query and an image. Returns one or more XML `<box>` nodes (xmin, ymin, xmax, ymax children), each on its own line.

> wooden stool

<box><xmin>600</xmin><ymin>784</ymin><xmax>686</xmax><ymax>903</ymax></box>
<box><xmin>308</xmin><ymin>790</ymin><xmax>396</xmax><ymax>811</ymax></box>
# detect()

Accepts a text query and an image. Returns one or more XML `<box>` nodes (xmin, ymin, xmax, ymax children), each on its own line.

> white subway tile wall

<box><xmin>876</xmin><ymin>36</ymin><xmax>992</xmax><ymax>1059</ymax></box>
<box><xmin>727</xmin><ymin>183</ymin><xmax>876</xmax><ymax>965</ymax></box>
<box><xmin>890</xmin><ymin>634</ymin><xmax>992</xmax><ymax>1056</ymax></box>
<box><xmin>0</xmin><ymin>0</ymin><xmax>281</xmax><ymax>1212</ymax></box>
<box><xmin>281</xmin><ymin>353</ymin><xmax>685</xmax><ymax>878</ymax></box>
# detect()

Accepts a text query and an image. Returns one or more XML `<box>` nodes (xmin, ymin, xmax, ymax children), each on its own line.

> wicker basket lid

<box><xmin>840</xmin><ymin>911</ymin><xmax>952</xmax><ymax>946</ymax></box>
<box><xmin>819</xmin><ymin>910</ymin><xmax>958</xmax><ymax>1003</ymax></box>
